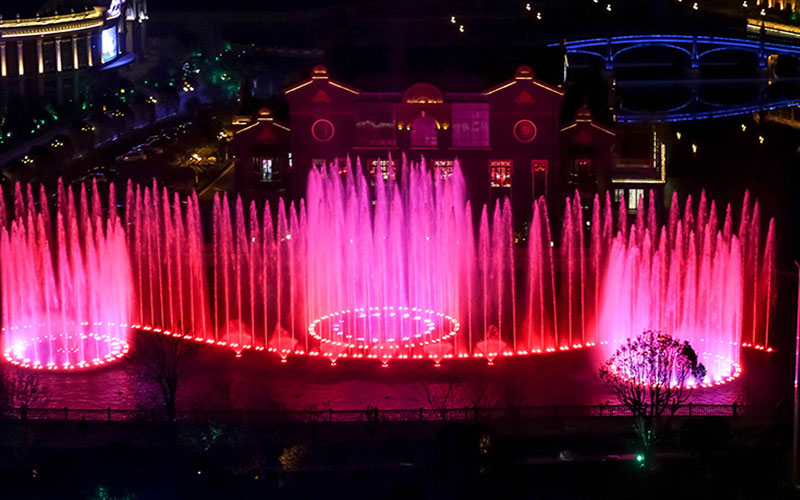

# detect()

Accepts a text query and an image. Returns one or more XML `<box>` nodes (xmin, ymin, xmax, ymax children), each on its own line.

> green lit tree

<box><xmin>599</xmin><ymin>330</ymin><xmax>706</xmax><ymax>464</ymax></box>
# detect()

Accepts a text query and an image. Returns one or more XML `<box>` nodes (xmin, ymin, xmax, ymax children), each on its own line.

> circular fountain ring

<box><xmin>308</xmin><ymin>306</ymin><xmax>460</xmax><ymax>356</ymax></box>
<box><xmin>606</xmin><ymin>351</ymin><xmax>742</xmax><ymax>388</ymax></box>
<box><xmin>3</xmin><ymin>326</ymin><xmax>130</xmax><ymax>370</ymax></box>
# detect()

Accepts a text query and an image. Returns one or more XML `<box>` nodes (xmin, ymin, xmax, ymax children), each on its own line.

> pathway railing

<box><xmin>2</xmin><ymin>403</ymin><xmax>775</xmax><ymax>423</ymax></box>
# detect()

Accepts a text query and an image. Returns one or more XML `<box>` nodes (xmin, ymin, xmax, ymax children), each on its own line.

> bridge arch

<box><xmin>614</xmin><ymin>43</ymin><xmax>692</xmax><ymax>60</ymax></box>
<box><xmin>697</xmin><ymin>46</ymin><xmax>760</xmax><ymax>61</ymax></box>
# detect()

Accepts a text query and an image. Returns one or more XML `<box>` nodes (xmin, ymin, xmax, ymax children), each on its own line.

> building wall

<box><xmin>280</xmin><ymin>66</ymin><xmax>570</xmax><ymax>226</ymax></box>
<box><xmin>232</xmin><ymin>66</ymin><xmax>663</xmax><ymax>225</ymax></box>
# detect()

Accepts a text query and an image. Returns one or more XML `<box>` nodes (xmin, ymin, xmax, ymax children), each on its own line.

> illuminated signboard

<box><xmin>101</xmin><ymin>27</ymin><xmax>118</xmax><ymax>64</ymax></box>
<box><xmin>107</xmin><ymin>0</ymin><xmax>123</xmax><ymax>19</ymax></box>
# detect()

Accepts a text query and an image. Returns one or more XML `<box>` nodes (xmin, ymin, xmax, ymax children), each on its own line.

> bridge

<box><xmin>614</xmin><ymin>95</ymin><xmax>800</xmax><ymax>123</ymax></box>
<box><xmin>551</xmin><ymin>34</ymin><xmax>800</xmax><ymax>70</ymax></box>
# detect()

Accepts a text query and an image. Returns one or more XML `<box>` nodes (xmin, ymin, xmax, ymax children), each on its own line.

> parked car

<box><xmin>116</xmin><ymin>150</ymin><xmax>148</xmax><ymax>162</ymax></box>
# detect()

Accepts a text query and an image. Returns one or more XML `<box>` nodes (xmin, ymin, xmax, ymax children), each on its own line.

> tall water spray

<box><xmin>0</xmin><ymin>157</ymin><xmax>774</xmax><ymax>379</ymax></box>
<box><xmin>596</xmin><ymin>190</ymin><xmax>775</xmax><ymax>382</ymax></box>
<box><xmin>125</xmin><ymin>181</ymin><xmax>211</xmax><ymax>345</ymax></box>
<box><xmin>125</xmin><ymin>159</ymin><xmax>775</xmax><ymax>374</ymax></box>
<box><xmin>1</xmin><ymin>181</ymin><xmax>132</xmax><ymax>369</ymax></box>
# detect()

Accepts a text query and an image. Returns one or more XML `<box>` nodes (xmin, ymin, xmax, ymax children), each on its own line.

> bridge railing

<box><xmin>1</xmin><ymin>403</ymin><xmax>774</xmax><ymax>423</ymax></box>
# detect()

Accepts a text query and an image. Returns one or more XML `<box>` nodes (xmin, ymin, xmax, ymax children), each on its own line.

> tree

<box><xmin>128</xmin><ymin>332</ymin><xmax>198</xmax><ymax>422</ymax></box>
<box><xmin>599</xmin><ymin>330</ymin><xmax>706</xmax><ymax>462</ymax></box>
<box><xmin>0</xmin><ymin>368</ymin><xmax>47</xmax><ymax>410</ymax></box>
<box><xmin>171</xmin><ymin>146</ymin><xmax>219</xmax><ymax>186</ymax></box>
<box><xmin>420</xmin><ymin>369</ymin><xmax>464</xmax><ymax>418</ymax></box>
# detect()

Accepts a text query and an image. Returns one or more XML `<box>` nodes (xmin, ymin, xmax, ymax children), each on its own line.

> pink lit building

<box><xmin>231</xmin><ymin>65</ymin><xmax>666</xmax><ymax>219</ymax></box>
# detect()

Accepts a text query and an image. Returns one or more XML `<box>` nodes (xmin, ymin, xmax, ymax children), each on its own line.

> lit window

<box><xmin>489</xmin><ymin>160</ymin><xmax>512</xmax><ymax>188</ymax></box>
<box><xmin>410</xmin><ymin>116</ymin><xmax>438</xmax><ymax>147</ymax></box>
<box><xmin>614</xmin><ymin>189</ymin><xmax>625</xmax><ymax>202</ymax></box>
<box><xmin>531</xmin><ymin>160</ymin><xmax>548</xmax><ymax>196</ymax></box>
<box><xmin>452</xmin><ymin>103</ymin><xmax>489</xmax><ymax>147</ymax></box>
<box><xmin>628</xmin><ymin>188</ymin><xmax>645</xmax><ymax>209</ymax></box>
<box><xmin>254</xmin><ymin>157</ymin><xmax>276</xmax><ymax>182</ymax></box>
<box><xmin>335</xmin><ymin>157</ymin><xmax>348</xmax><ymax>175</ymax></box>
<box><xmin>356</xmin><ymin>104</ymin><xmax>396</xmax><ymax>146</ymax></box>
<box><xmin>370</xmin><ymin>159</ymin><xmax>396</xmax><ymax>180</ymax></box>
<box><xmin>432</xmin><ymin>159</ymin><xmax>455</xmax><ymax>179</ymax></box>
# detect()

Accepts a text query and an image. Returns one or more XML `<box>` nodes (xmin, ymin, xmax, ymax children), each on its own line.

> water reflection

<box><xmin>27</xmin><ymin>342</ymin><xmax>774</xmax><ymax>411</ymax></box>
<box><xmin>615</xmin><ymin>78</ymin><xmax>800</xmax><ymax>122</ymax></box>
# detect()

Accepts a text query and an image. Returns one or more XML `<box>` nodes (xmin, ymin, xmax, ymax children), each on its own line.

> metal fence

<box><xmin>1</xmin><ymin>403</ymin><xmax>774</xmax><ymax>423</ymax></box>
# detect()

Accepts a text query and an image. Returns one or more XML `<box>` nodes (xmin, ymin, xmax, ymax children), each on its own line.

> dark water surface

<box><xmin>19</xmin><ymin>339</ymin><xmax>779</xmax><ymax>412</ymax></box>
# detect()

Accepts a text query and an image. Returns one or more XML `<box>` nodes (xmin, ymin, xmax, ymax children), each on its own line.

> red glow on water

<box><xmin>0</xmin><ymin>181</ymin><xmax>132</xmax><ymax>371</ymax></box>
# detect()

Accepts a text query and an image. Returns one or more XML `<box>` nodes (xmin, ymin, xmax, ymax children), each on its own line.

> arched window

<box><xmin>410</xmin><ymin>116</ymin><xmax>438</xmax><ymax>147</ymax></box>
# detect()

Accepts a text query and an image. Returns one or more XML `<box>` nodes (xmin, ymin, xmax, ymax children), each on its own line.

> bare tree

<box><xmin>599</xmin><ymin>330</ymin><xmax>706</xmax><ymax>462</ymax></box>
<box><xmin>0</xmin><ymin>369</ymin><xmax>47</xmax><ymax>410</ymax></box>
<box><xmin>420</xmin><ymin>370</ymin><xmax>464</xmax><ymax>418</ymax></box>
<box><xmin>462</xmin><ymin>373</ymin><xmax>499</xmax><ymax>409</ymax></box>
<box><xmin>128</xmin><ymin>332</ymin><xmax>199</xmax><ymax>422</ymax></box>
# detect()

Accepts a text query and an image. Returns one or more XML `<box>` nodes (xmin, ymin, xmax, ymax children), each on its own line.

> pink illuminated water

<box><xmin>124</xmin><ymin>183</ymin><xmax>210</xmax><ymax>344</ymax></box>
<box><xmin>0</xmin><ymin>180</ymin><xmax>132</xmax><ymax>369</ymax></box>
<box><xmin>125</xmin><ymin>157</ymin><xmax>775</xmax><ymax>377</ymax></box>
<box><xmin>0</xmin><ymin>158</ymin><xmax>777</xmax><ymax>383</ymax></box>
<box><xmin>596</xmin><ymin>191</ymin><xmax>775</xmax><ymax>382</ymax></box>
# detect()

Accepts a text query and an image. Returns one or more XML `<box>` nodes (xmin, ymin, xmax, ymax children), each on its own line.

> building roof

<box><xmin>484</xmin><ymin>65</ymin><xmax>565</xmax><ymax>97</ymax></box>
<box><xmin>283</xmin><ymin>65</ymin><xmax>360</xmax><ymax>96</ymax></box>
<box><xmin>560</xmin><ymin>106</ymin><xmax>616</xmax><ymax>135</ymax></box>
<box><xmin>1</xmin><ymin>0</ymin><xmax>101</xmax><ymax>18</ymax></box>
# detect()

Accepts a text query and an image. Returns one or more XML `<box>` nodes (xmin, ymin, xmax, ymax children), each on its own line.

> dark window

<box><xmin>451</xmin><ymin>103</ymin><xmax>489</xmax><ymax>147</ymax></box>
<box><xmin>410</xmin><ymin>116</ymin><xmax>438</xmax><ymax>147</ymax></box>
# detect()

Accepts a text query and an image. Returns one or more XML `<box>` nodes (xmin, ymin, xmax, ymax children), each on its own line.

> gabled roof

<box><xmin>283</xmin><ymin>65</ymin><xmax>360</xmax><ymax>97</ymax></box>
<box><xmin>483</xmin><ymin>66</ymin><xmax>565</xmax><ymax>97</ymax></box>
<box><xmin>234</xmin><ymin>108</ymin><xmax>290</xmax><ymax>136</ymax></box>
<box><xmin>560</xmin><ymin>106</ymin><xmax>615</xmax><ymax>135</ymax></box>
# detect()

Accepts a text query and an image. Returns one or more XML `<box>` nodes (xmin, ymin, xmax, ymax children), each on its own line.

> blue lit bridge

<box><xmin>551</xmin><ymin>34</ymin><xmax>800</xmax><ymax>70</ymax></box>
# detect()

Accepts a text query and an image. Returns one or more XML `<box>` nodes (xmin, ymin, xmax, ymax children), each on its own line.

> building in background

<box><xmin>0</xmin><ymin>0</ymin><xmax>148</xmax><ymax>104</ymax></box>
<box><xmin>232</xmin><ymin>65</ymin><xmax>666</xmax><ymax>220</ymax></box>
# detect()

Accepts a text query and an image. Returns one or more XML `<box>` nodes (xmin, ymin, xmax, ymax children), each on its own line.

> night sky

<box><xmin>1</xmin><ymin>0</ymin><xmax>364</xmax><ymax>16</ymax></box>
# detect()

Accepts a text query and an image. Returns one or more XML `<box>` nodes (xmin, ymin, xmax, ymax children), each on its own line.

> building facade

<box><xmin>232</xmin><ymin>65</ymin><xmax>666</xmax><ymax>220</ymax></box>
<box><xmin>0</xmin><ymin>0</ymin><xmax>147</xmax><ymax>104</ymax></box>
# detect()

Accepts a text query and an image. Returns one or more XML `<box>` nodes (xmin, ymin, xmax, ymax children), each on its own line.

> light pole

<box><xmin>793</xmin><ymin>261</ymin><xmax>800</xmax><ymax>488</ymax></box>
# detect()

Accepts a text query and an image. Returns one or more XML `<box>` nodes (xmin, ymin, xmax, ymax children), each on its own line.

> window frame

<box><xmin>489</xmin><ymin>159</ymin><xmax>513</xmax><ymax>188</ymax></box>
<box><xmin>410</xmin><ymin>115</ymin><xmax>439</xmax><ymax>148</ymax></box>
<box><xmin>451</xmin><ymin>102</ymin><xmax>490</xmax><ymax>148</ymax></box>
